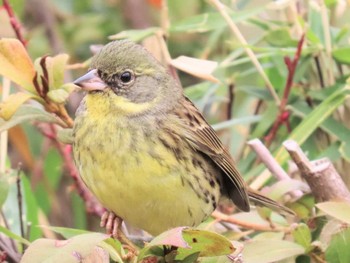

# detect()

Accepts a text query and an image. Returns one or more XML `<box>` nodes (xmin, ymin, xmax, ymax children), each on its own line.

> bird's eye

<box><xmin>119</xmin><ymin>71</ymin><xmax>133</xmax><ymax>84</ymax></box>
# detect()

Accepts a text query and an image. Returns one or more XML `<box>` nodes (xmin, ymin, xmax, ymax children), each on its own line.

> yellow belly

<box><xmin>73</xmin><ymin>111</ymin><xmax>220</xmax><ymax>235</ymax></box>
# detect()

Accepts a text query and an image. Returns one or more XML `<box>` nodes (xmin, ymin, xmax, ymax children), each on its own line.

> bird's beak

<box><xmin>73</xmin><ymin>69</ymin><xmax>107</xmax><ymax>91</ymax></box>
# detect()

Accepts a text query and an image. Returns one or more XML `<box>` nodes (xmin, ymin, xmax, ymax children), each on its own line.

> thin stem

<box><xmin>264</xmin><ymin>34</ymin><xmax>305</xmax><ymax>147</ymax></box>
<box><xmin>227</xmin><ymin>83</ymin><xmax>235</xmax><ymax>121</ymax></box>
<box><xmin>212</xmin><ymin>210</ymin><xmax>290</xmax><ymax>232</ymax></box>
<box><xmin>208</xmin><ymin>0</ymin><xmax>280</xmax><ymax>105</ymax></box>
<box><xmin>314</xmin><ymin>56</ymin><xmax>325</xmax><ymax>88</ymax></box>
<box><xmin>16</xmin><ymin>165</ymin><xmax>25</xmax><ymax>251</ymax></box>
<box><xmin>2</xmin><ymin>0</ymin><xmax>27</xmax><ymax>47</ymax></box>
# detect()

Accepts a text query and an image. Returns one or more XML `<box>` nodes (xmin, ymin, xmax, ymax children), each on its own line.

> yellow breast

<box><xmin>73</xmin><ymin>94</ymin><xmax>221</xmax><ymax>235</ymax></box>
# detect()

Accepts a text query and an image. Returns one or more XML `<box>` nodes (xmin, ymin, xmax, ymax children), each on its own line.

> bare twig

<box><xmin>247</xmin><ymin>139</ymin><xmax>303</xmax><ymax>198</ymax></box>
<box><xmin>212</xmin><ymin>211</ymin><xmax>290</xmax><ymax>233</ymax></box>
<box><xmin>208</xmin><ymin>0</ymin><xmax>280</xmax><ymax>105</ymax></box>
<box><xmin>283</xmin><ymin>140</ymin><xmax>350</xmax><ymax>202</ymax></box>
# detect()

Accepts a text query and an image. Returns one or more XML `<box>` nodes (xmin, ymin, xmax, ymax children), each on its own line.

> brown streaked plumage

<box><xmin>73</xmin><ymin>40</ymin><xmax>292</xmax><ymax>238</ymax></box>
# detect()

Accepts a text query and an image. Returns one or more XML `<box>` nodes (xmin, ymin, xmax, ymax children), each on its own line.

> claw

<box><xmin>100</xmin><ymin>211</ymin><xmax>139</xmax><ymax>259</ymax></box>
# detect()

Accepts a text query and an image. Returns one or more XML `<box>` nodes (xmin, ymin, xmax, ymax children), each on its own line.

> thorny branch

<box><xmin>265</xmin><ymin>34</ymin><xmax>305</xmax><ymax>147</ymax></box>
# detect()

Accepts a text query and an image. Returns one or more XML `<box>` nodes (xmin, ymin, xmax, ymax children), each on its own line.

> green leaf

<box><xmin>325</xmin><ymin>228</ymin><xmax>350</xmax><ymax>263</ymax></box>
<box><xmin>0</xmin><ymin>38</ymin><xmax>36</xmax><ymax>92</ymax></box>
<box><xmin>170</xmin><ymin>7</ymin><xmax>265</xmax><ymax>33</ymax></box>
<box><xmin>292</xmin><ymin>224</ymin><xmax>312</xmax><ymax>253</ymax></box>
<box><xmin>46</xmin><ymin>54</ymin><xmax>70</xmax><ymax>90</ymax></box>
<box><xmin>178</xmin><ymin>229</ymin><xmax>235</xmax><ymax>258</ymax></box>
<box><xmin>332</xmin><ymin>47</ymin><xmax>350</xmax><ymax>65</ymax></box>
<box><xmin>308</xmin><ymin>2</ymin><xmax>325</xmax><ymax>46</ymax></box>
<box><xmin>267</xmin><ymin>179</ymin><xmax>309</xmax><ymax>201</ymax></box>
<box><xmin>21</xmin><ymin>233</ymin><xmax>109</xmax><ymax>263</ymax></box>
<box><xmin>109</xmin><ymin>27</ymin><xmax>160</xmax><ymax>42</ymax></box>
<box><xmin>47</xmin><ymin>89</ymin><xmax>69</xmax><ymax>104</ymax></box>
<box><xmin>138</xmin><ymin>227</ymin><xmax>235</xmax><ymax>261</ymax></box>
<box><xmin>265</xmin><ymin>28</ymin><xmax>298</xmax><ymax>47</ymax></box>
<box><xmin>316</xmin><ymin>201</ymin><xmax>350</xmax><ymax>224</ymax></box>
<box><xmin>0</xmin><ymin>170</ymin><xmax>11</xmax><ymax>208</ymax></box>
<box><xmin>212</xmin><ymin>115</ymin><xmax>262</xmax><ymax>131</ymax></box>
<box><xmin>0</xmin><ymin>225</ymin><xmax>30</xmax><ymax>246</ymax></box>
<box><xmin>269</xmin><ymin>85</ymin><xmax>350</xmax><ymax>174</ymax></box>
<box><xmin>0</xmin><ymin>105</ymin><xmax>65</xmax><ymax>132</ymax></box>
<box><xmin>243</xmin><ymin>240</ymin><xmax>304</xmax><ymax>263</ymax></box>
<box><xmin>47</xmin><ymin>83</ymin><xmax>76</xmax><ymax>104</ymax></box>
<box><xmin>0</xmin><ymin>92</ymin><xmax>39</xmax><ymax>120</ymax></box>
<box><xmin>22</xmin><ymin>174</ymin><xmax>42</xmax><ymax>241</ymax></box>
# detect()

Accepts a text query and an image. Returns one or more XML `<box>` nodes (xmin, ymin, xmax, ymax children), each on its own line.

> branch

<box><xmin>265</xmin><ymin>34</ymin><xmax>305</xmax><ymax>147</ymax></box>
<box><xmin>283</xmin><ymin>140</ymin><xmax>350</xmax><ymax>202</ymax></box>
<box><xmin>2</xmin><ymin>0</ymin><xmax>27</xmax><ymax>47</ymax></box>
<box><xmin>212</xmin><ymin>211</ymin><xmax>290</xmax><ymax>233</ymax></box>
<box><xmin>247</xmin><ymin>139</ymin><xmax>303</xmax><ymax>198</ymax></box>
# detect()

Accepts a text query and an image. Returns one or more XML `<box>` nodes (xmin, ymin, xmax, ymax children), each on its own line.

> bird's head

<box><xmin>74</xmin><ymin>40</ymin><xmax>181</xmax><ymax>115</ymax></box>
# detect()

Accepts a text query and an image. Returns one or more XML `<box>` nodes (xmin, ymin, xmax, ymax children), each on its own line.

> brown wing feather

<box><xmin>177</xmin><ymin>97</ymin><xmax>250</xmax><ymax>212</ymax></box>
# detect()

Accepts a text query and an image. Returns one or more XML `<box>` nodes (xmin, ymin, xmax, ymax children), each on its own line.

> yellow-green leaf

<box><xmin>316</xmin><ymin>201</ymin><xmax>350</xmax><ymax>224</ymax></box>
<box><xmin>47</xmin><ymin>89</ymin><xmax>69</xmax><ymax>104</ymax></box>
<box><xmin>0</xmin><ymin>38</ymin><xmax>35</xmax><ymax>92</ymax></box>
<box><xmin>46</xmin><ymin>54</ymin><xmax>69</xmax><ymax>90</ymax></box>
<box><xmin>0</xmin><ymin>105</ymin><xmax>65</xmax><ymax>132</ymax></box>
<box><xmin>325</xmin><ymin>228</ymin><xmax>350</xmax><ymax>263</ymax></box>
<box><xmin>0</xmin><ymin>92</ymin><xmax>36</xmax><ymax>120</ymax></box>
<box><xmin>243</xmin><ymin>240</ymin><xmax>304</xmax><ymax>263</ymax></box>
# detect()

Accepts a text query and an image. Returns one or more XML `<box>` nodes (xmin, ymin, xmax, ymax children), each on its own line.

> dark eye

<box><xmin>119</xmin><ymin>71</ymin><xmax>133</xmax><ymax>83</ymax></box>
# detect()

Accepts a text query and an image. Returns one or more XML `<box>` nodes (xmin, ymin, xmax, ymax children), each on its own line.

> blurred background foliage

<box><xmin>1</xmin><ymin>0</ymin><xmax>350</xmax><ymax>262</ymax></box>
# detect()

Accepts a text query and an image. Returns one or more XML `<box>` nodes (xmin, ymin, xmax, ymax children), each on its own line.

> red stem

<box><xmin>265</xmin><ymin>34</ymin><xmax>305</xmax><ymax>147</ymax></box>
<box><xmin>47</xmin><ymin>124</ymin><xmax>104</xmax><ymax>216</ymax></box>
<box><xmin>2</xmin><ymin>0</ymin><xmax>27</xmax><ymax>47</ymax></box>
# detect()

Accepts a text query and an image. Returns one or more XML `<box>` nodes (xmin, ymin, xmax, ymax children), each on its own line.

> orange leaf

<box><xmin>8</xmin><ymin>126</ymin><xmax>34</xmax><ymax>171</ymax></box>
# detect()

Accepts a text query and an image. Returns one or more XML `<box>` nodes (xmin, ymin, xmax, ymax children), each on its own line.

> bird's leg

<box><xmin>100</xmin><ymin>211</ymin><xmax>138</xmax><ymax>259</ymax></box>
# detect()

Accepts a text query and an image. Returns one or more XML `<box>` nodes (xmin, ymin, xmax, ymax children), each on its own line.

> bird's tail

<box><xmin>248</xmin><ymin>188</ymin><xmax>295</xmax><ymax>216</ymax></box>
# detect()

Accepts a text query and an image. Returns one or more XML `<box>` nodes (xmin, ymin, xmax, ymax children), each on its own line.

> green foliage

<box><xmin>1</xmin><ymin>0</ymin><xmax>350</xmax><ymax>262</ymax></box>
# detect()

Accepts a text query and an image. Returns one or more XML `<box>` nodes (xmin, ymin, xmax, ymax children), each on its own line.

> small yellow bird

<box><xmin>73</xmin><ymin>40</ymin><xmax>289</xmax><ymax>237</ymax></box>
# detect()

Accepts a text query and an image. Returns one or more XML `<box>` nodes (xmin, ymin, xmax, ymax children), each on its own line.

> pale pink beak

<box><xmin>74</xmin><ymin>69</ymin><xmax>107</xmax><ymax>91</ymax></box>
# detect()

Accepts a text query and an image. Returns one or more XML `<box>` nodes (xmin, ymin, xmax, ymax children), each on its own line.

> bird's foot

<box><xmin>100</xmin><ymin>211</ymin><xmax>139</xmax><ymax>260</ymax></box>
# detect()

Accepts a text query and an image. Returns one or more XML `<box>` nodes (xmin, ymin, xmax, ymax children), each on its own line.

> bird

<box><xmin>72</xmin><ymin>40</ymin><xmax>291</xmax><ymax>241</ymax></box>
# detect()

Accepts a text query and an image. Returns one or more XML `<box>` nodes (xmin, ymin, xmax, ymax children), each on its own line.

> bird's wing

<box><xmin>177</xmin><ymin>97</ymin><xmax>250</xmax><ymax>212</ymax></box>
